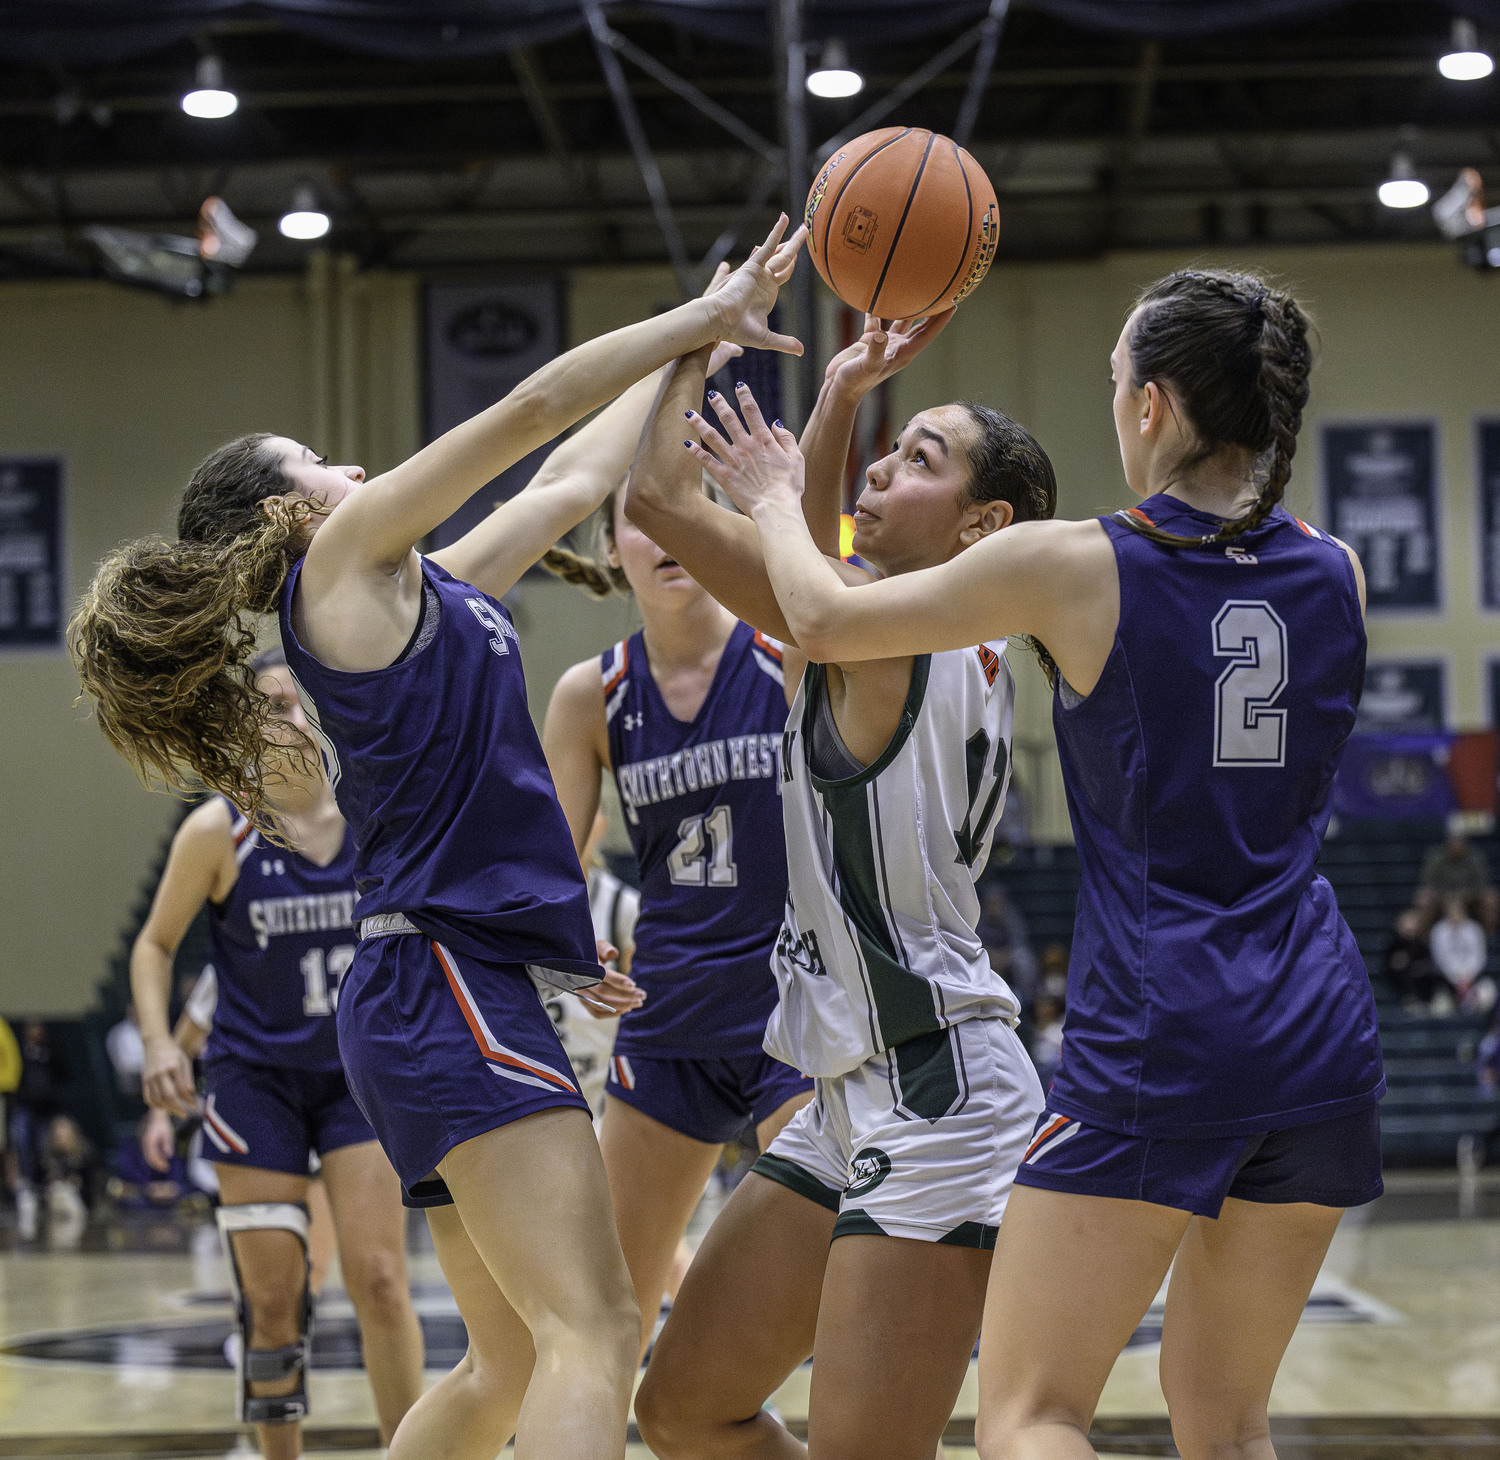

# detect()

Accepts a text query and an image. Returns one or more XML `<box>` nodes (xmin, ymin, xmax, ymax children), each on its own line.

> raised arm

<box><xmin>428</xmin><ymin>367</ymin><xmax>667</xmax><ymax>602</ymax></box>
<box><xmin>131</xmin><ymin>800</ymin><xmax>236</xmax><ymax>1116</ymax></box>
<box><xmin>624</xmin><ymin>346</ymin><xmax>799</xmax><ymax>639</ymax></box>
<box><xmin>797</xmin><ymin>311</ymin><xmax>956</xmax><ymax>555</ymax></box>
<box><xmin>623</xmin><ymin>315</ymin><xmax>952</xmax><ymax>639</ymax></box>
<box><xmin>686</xmin><ymin>381</ymin><xmax>1118</xmax><ymax>686</ymax></box>
<box><xmin>311</xmin><ymin>219</ymin><xmax>804</xmax><ymax>578</ymax></box>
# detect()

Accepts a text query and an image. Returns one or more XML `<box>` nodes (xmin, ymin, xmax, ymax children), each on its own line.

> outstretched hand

<box><xmin>707</xmin><ymin>215</ymin><xmax>807</xmax><ymax>356</ymax></box>
<box><xmin>685</xmin><ymin>381</ymin><xmax>806</xmax><ymax>518</ymax></box>
<box><xmin>824</xmin><ymin>309</ymin><xmax>955</xmax><ymax>398</ymax></box>
<box><xmin>698</xmin><ymin>261</ymin><xmax>746</xmax><ymax>377</ymax></box>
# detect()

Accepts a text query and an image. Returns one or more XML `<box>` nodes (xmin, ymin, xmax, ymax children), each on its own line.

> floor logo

<box><xmin>845</xmin><ymin>1147</ymin><xmax>892</xmax><ymax>1197</ymax></box>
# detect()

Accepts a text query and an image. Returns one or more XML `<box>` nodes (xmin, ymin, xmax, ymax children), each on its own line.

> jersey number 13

<box><xmin>1212</xmin><ymin>600</ymin><xmax>1288</xmax><ymax>768</ymax></box>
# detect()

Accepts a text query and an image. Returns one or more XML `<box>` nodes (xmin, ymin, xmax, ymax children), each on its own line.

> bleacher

<box><xmin>986</xmin><ymin>822</ymin><xmax>1500</xmax><ymax>1168</ymax></box>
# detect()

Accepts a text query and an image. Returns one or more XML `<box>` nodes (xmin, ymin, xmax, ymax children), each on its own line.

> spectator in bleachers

<box><xmin>1385</xmin><ymin>908</ymin><xmax>1441</xmax><ymax>1014</ymax></box>
<box><xmin>7</xmin><ymin>1022</ymin><xmax>65</xmax><ymax>1237</ymax></box>
<box><xmin>979</xmin><ymin>880</ymin><xmax>1038</xmax><ymax>1008</ymax></box>
<box><xmin>104</xmin><ymin>1003</ymin><xmax>144</xmax><ymax>1101</ymax></box>
<box><xmin>1028</xmin><ymin>986</ymin><xmax>1065</xmax><ymax>1092</ymax></box>
<box><xmin>43</xmin><ymin>1114</ymin><xmax>95</xmax><ymax>1224</ymax></box>
<box><xmin>1416</xmin><ymin>831</ymin><xmax>1499</xmax><ymax>936</ymax></box>
<box><xmin>1429</xmin><ymin>894</ymin><xmax>1495</xmax><ymax>1015</ymax></box>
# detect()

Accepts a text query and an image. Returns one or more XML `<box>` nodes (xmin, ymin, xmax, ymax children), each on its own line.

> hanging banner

<box><xmin>1355</xmin><ymin>659</ymin><xmax>1446</xmax><ymax>733</ymax></box>
<box><xmin>0</xmin><ymin>458</ymin><xmax>63</xmax><ymax>652</ymax></box>
<box><xmin>1481</xmin><ymin>420</ymin><xmax>1500</xmax><ymax>610</ymax></box>
<box><xmin>1323</xmin><ymin>423</ymin><xmax>1438</xmax><ymax>610</ymax></box>
<box><xmin>424</xmin><ymin>280</ymin><xmax>564</xmax><ymax>550</ymax></box>
<box><xmin>1332</xmin><ymin>732</ymin><xmax>1456</xmax><ymax>822</ymax></box>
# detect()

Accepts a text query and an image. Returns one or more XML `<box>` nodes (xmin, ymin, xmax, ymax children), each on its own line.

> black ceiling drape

<box><xmin>0</xmin><ymin>0</ymin><xmax>1494</xmax><ymax>65</ymax></box>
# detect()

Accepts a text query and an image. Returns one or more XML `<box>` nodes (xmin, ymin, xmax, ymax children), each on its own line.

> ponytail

<box><xmin>68</xmin><ymin>435</ymin><xmax>314</xmax><ymax>831</ymax></box>
<box><xmin>1116</xmin><ymin>270</ymin><xmax>1314</xmax><ymax>550</ymax></box>
<box><xmin>539</xmin><ymin>544</ymin><xmax>628</xmax><ymax>598</ymax></box>
<box><xmin>539</xmin><ymin>483</ymin><xmax>630</xmax><ymax>598</ymax></box>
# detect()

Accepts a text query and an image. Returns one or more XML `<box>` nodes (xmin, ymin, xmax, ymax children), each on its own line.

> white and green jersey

<box><xmin>766</xmin><ymin>640</ymin><xmax>1022</xmax><ymax>1079</ymax></box>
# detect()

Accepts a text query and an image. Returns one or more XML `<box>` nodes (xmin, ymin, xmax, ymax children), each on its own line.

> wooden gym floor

<box><xmin>0</xmin><ymin>1174</ymin><xmax>1497</xmax><ymax>1459</ymax></box>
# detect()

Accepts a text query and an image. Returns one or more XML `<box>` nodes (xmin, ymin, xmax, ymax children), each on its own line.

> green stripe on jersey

<box><xmin>805</xmin><ymin>658</ymin><xmax>942</xmax><ymax>1051</ymax></box>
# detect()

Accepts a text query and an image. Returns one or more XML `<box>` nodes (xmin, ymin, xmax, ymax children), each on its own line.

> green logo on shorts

<box><xmin>845</xmin><ymin>1147</ymin><xmax>892</xmax><ymax>1197</ymax></box>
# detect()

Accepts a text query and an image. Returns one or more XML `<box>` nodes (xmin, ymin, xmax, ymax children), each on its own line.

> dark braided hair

<box><xmin>954</xmin><ymin>402</ymin><xmax>1060</xmax><ymax>683</ymax></box>
<box><xmin>1116</xmin><ymin>270</ymin><xmax>1314</xmax><ymax>549</ymax></box>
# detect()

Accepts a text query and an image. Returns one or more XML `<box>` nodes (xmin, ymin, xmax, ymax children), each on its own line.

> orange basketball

<box><xmin>804</xmin><ymin>127</ymin><xmax>999</xmax><ymax>318</ymax></box>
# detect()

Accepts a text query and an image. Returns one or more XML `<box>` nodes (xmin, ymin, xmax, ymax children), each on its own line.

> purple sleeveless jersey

<box><xmin>604</xmin><ymin>621</ymin><xmax>790</xmax><ymax>1057</ymax></box>
<box><xmin>206</xmin><ymin>800</ymin><xmax>356</xmax><ymax>1073</ymax></box>
<box><xmin>278</xmin><ymin>556</ymin><xmax>598</xmax><ymax>979</ymax></box>
<box><xmin>1049</xmin><ymin>495</ymin><xmax>1385</xmax><ymax>1139</ymax></box>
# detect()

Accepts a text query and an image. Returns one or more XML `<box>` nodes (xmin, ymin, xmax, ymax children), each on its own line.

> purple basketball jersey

<box><xmin>1050</xmin><ymin>496</ymin><xmax>1384</xmax><ymax>1139</ymax></box>
<box><xmin>604</xmin><ymin>621</ymin><xmax>790</xmax><ymax>1057</ymax></box>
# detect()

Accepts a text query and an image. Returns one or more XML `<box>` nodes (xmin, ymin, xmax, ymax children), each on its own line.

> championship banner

<box><xmin>1481</xmin><ymin>421</ymin><xmax>1500</xmax><ymax>610</ymax></box>
<box><xmin>424</xmin><ymin>280</ymin><xmax>564</xmax><ymax>551</ymax></box>
<box><xmin>0</xmin><ymin>458</ymin><xmax>63</xmax><ymax>652</ymax></box>
<box><xmin>1355</xmin><ymin>660</ymin><xmax>1446</xmax><ymax>733</ymax></box>
<box><xmin>1323</xmin><ymin>423</ymin><xmax>1438</xmax><ymax>610</ymax></box>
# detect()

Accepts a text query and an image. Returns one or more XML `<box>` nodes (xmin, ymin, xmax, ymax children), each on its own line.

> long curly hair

<box><xmin>68</xmin><ymin>433</ymin><xmax>315</xmax><ymax>830</ymax></box>
<box><xmin>1116</xmin><ymin>269</ymin><xmax>1315</xmax><ymax>549</ymax></box>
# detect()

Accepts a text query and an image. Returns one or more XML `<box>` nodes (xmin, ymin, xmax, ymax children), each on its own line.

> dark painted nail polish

<box><xmin>773</xmin><ymin>419</ymin><xmax>783</xmax><ymax>429</ymax></box>
<box><xmin>685</xmin><ymin>411</ymin><xmax>694</xmax><ymax>418</ymax></box>
<box><xmin>706</xmin><ymin>390</ymin><xmax>719</xmax><ymax>399</ymax></box>
<box><xmin>684</xmin><ymin>441</ymin><xmax>693</xmax><ymax>448</ymax></box>
<box><xmin>736</xmin><ymin>380</ymin><xmax>747</xmax><ymax>388</ymax></box>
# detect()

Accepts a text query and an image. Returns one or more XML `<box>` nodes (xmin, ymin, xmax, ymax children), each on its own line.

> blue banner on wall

<box><xmin>1356</xmin><ymin>660</ymin><xmax>1446</xmax><ymax>733</ymax></box>
<box><xmin>1333</xmin><ymin>733</ymin><xmax>1457</xmax><ymax>822</ymax></box>
<box><xmin>0</xmin><ymin>459</ymin><xmax>63</xmax><ymax>651</ymax></box>
<box><xmin>424</xmin><ymin>280</ymin><xmax>563</xmax><ymax>551</ymax></box>
<box><xmin>1490</xmin><ymin>660</ymin><xmax>1500</xmax><ymax>732</ymax></box>
<box><xmin>1324</xmin><ymin>423</ymin><xmax>1438</xmax><ymax>610</ymax></box>
<box><xmin>1481</xmin><ymin>421</ymin><xmax>1500</xmax><ymax>611</ymax></box>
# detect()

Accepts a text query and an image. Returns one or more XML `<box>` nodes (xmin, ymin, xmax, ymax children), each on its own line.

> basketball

<box><xmin>804</xmin><ymin>126</ymin><xmax>999</xmax><ymax>318</ymax></box>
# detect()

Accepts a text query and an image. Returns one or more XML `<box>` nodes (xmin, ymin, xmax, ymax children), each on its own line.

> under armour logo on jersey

<box><xmin>465</xmin><ymin>597</ymin><xmax>520</xmax><ymax>657</ymax></box>
<box><xmin>623</xmin><ymin>712</ymin><xmax>645</xmax><ymax>732</ymax></box>
<box><xmin>260</xmin><ymin>858</ymin><xmax>286</xmax><ymax>876</ymax></box>
<box><xmin>1225</xmin><ymin>546</ymin><xmax>1258</xmax><ymax>565</ymax></box>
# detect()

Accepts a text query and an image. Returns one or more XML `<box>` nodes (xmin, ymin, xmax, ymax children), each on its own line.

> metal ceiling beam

<box><xmin>954</xmin><ymin>0</ymin><xmax>1011</xmax><ymax>149</ymax></box>
<box><xmin>3</xmin><ymin>178</ymin><xmax>1470</xmax><ymax>247</ymax></box>
<box><xmin>584</xmin><ymin>0</ymin><xmax>691</xmax><ymax>294</ymax></box>
<box><xmin>0</xmin><ymin>56</ymin><xmax>1447</xmax><ymax>119</ymax></box>
<box><xmin>592</xmin><ymin>19</ymin><xmax>782</xmax><ymax>165</ymax></box>
<box><xmin>508</xmin><ymin>47</ymin><xmax>579</xmax><ymax>183</ymax></box>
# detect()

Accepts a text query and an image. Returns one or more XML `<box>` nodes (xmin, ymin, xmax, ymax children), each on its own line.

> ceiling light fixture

<box><xmin>181</xmin><ymin>55</ymin><xmax>238</xmax><ymax>119</ymax></box>
<box><xmin>1439</xmin><ymin>18</ymin><xmax>1494</xmax><ymax>81</ymax></box>
<box><xmin>278</xmin><ymin>187</ymin><xmax>330</xmax><ymax>241</ymax></box>
<box><xmin>1378</xmin><ymin>152</ymin><xmax>1430</xmax><ymax>209</ymax></box>
<box><xmin>807</xmin><ymin>39</ymin><xmax>864</xmax><ymax>99</ymax></box>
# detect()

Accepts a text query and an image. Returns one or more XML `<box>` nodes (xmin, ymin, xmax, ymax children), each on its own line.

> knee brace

<box><xmin>216</xmin><ymin>1202</ymin><xmax>313</xmax><ymax>1426</ymax></box>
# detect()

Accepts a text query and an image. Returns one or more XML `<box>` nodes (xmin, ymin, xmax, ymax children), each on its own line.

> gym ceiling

<box><xmin>0</xmin><ymin>1</ymin><xmax>1496</xmax><ymax>281</ymax></box>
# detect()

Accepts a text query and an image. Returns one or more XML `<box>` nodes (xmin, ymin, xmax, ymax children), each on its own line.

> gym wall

<box><xmin>1</xmin><ymin>242</ymin><xmax>1495</xmax><ymax>1013</ymax></box>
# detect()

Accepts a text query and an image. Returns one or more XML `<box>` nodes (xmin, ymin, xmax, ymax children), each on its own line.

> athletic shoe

<box><xmin>198</xmin><ymin>197</ymin><xmax>258</xmax><ymax>267</ymax></box>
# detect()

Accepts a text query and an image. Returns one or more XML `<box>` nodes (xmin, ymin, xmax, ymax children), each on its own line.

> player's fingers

<box><xmin>684</xmin><ymin>407</ymin><xmax>734</xmax><ymax>461</ymax></box>
<box><xmin>749</xmin><ymin>212</ymin><xmax>790</xmax><ymax>266</ymax></box>
<box><xmin>684</xmin><ymin>440</ymin><xmax>729</xmax><ymax>485</ymax></box>
<box><xmin>758</xmin><ymin>328</ymin><xmax>805</xmax><ymax>356</ymax></box>
<box><xmin>700</xmin><ymin>260</ymin><xmax>732</xmax><ymax>297</ymax></box>
<box><xmin>734</xmin><ymin>382</ymin><xmax>776</xmax><ymax>443</ymax></box>
<box><xmin>770</xmin><ymin>421</ymin><xmax>800</xmax><ymax>453</ymax></box>
<box><xmin>705</xmin><ymin>387</ymin><xmax>754</xmax><ymax>447</ymax></box>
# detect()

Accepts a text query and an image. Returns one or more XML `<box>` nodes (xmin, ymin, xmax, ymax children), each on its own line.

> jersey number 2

<box><xmin>667</xmin><ymin>805</ymin><xmax>738</xmax><ymax>887</ymax></box>
<box><xmin>301</xmin><ymin>945</ymin><xmax>354</xmax><ymax>1016</ymax></box>
<box><xmin>1212</xmin><ymin>600</ymin><xmax>1288</xmax><ymax>767</ymax></box>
